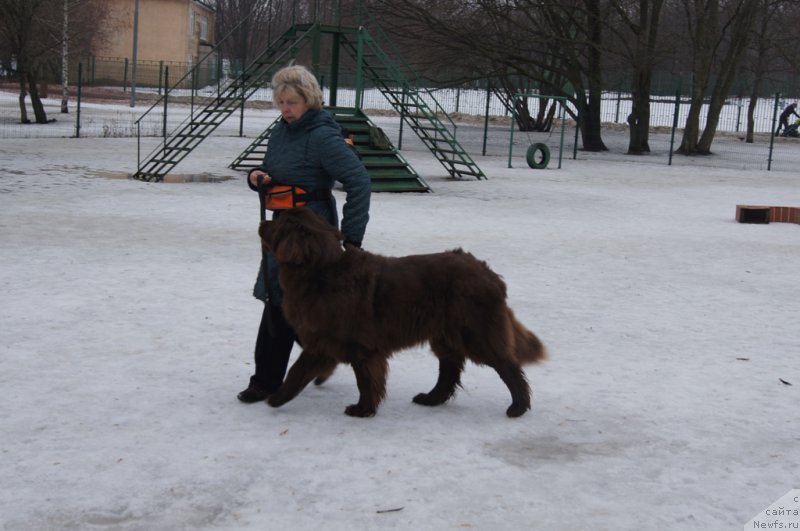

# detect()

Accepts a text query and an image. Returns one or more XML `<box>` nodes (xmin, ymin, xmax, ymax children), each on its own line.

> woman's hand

<box><xmin>248</xmin><ymin>169</ymin><xmax>271</xmax><ymax>188</ymax></box>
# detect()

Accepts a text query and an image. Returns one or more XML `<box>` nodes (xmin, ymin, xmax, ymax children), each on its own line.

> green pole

<box><xmin>163</xmin><ymin>66</ymin><xmax>169</xmax><ymax>142</ymax></box>
<box><xmin>668</xmin><ymin>86</ymin><xmax>681</xmax><ymax>165</ymax></box>
<box><xmin>239</xmin><ymin>78</ymin><xmax>245</xmax><ymax>137</ymax></box>
<box><xmin>75</xmin><ymin>63</ymin><xmax>82</xmax><ymax>138</ymax></box>
<box><xmin>136</xmin><ymin>120</ymin><xmax>140</xmax><ymax>177</ymax></box>
<box><xmin>768</xmin><ymin>92</ymin><xmax>780</xmax><ymax>171</ymax></box>
<box><xmin>311</xmin><ymin>24</ymin><xmax>320</xmax><ymax>81</ymax></box>
<box><xmin>158</xmin><ymin>60</ymin><xmax>163</xmax><ymax>95</ymax></box>
<box><xmin>735</xmin><ymin>96</ymin><xmax>742</xmax><ymax>133</ymax></box>
<box><xmin>482</xmin><ymin>81</ymin><xmax>491</xmax><ymax>156</ymax></box>
<box><xmin>398</xmin><ymin>89</ymin><xmax>405</xmax><ymax>150</ymax></box>
<box><xmin>355</xmin><ymin>28</ymin><xmax>364</xmax><ymax>111</ymax></box>
<box><xmin>508</xmin><ymin>93</ymin><xmax>517</xmax><ymax>168</ymax></box>
<box><xmin>329</xmin><ymin>32</ymin><xmax>340</xmax><ymax>107</ymax></box>
<box><xmin>123</xmin><ymin>58</ymin><xmax>128</xmax><ymax>92</ymax></box>
<box><xmin>573</xmin><ymin>122</ymin><xmax>579</xmax><ymax>159</ymax></box>
<box><xmin>557</xmin><ymin>99</ymin><xmax>566</xmax><ymax>169</ymax></box>
<box><xmin>217</xmin><ymin>54</ymin><xmax>222</xmax><ymax>100</ymax></box>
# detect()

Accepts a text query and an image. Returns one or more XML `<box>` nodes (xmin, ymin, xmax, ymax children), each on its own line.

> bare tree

<box><xmin>0</xmin><ymin>0</ymin><xmax>111</xmax><ymax>123</ymax></box>
<box><xmin>214</xmin><ymin>0</ymin><xmax>298</xmax><ymax>72</ymax></box>
<box><xmin>60</xmin><ymin>0</ymin><xmax>68</xmax><ymax>112</ymax></box>
<box><xmin>739</xmin><ymin>0</ymin><xmax>800</xmax><ymax>141</ymax></box>
<box><xmin>608</xmin><ymin>0</ymin><xmax>665</xmax><ymax>154</ymax></box>
<box><xmin>1</xmin><ymin>0</ymin><xmax>49</xmax><ymax>123</ymax></box>
<box><xmin>370</xmin><ymin>0</ymin><xmax>612</xmax><ymax>151</ymax></box>
<box><xmin>677</xmin><ymin>0</ymin><xmax>760</xmax><ymax>155</ymax></box>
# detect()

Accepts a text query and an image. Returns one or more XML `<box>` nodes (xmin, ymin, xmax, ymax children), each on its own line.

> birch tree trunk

<box><xmin>61</xmin><ymin>0</ymin><xmax>69</xmax><ymax>114</ymax></box>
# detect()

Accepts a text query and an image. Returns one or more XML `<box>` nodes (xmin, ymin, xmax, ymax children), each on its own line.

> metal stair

<box><xmin>230</xmin><ymin>106</ymin><xmax>431</xmax><ymax>192</ymax></box>
<box><xmin>332</xmin><ymin>107</ymin><xmax>431</xmax><ymax>192</ymax></box>
<box><xmin>133</xmin><ymin>24</ymin><xmax>318</xmax><ymax>182</ymax></box>
<box><xmin>227</xmin><ymin>115</ymin><xmax>279</xmax><ymax>170</ymax></box>
<box><xmin>338</xmin><ymin>27</ymin><xmax>486</xmax><ymax>181</ymax></box>
<box><xmin>230</xmin><ymin>24</ymin><xmax>484</xmax><ymax>189</ymax></box>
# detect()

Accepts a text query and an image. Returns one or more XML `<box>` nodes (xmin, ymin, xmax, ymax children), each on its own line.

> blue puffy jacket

<box><xmin>250</xmin><ymin>108</ymin><xmax>371</xmax><ymax>304</ymax></box>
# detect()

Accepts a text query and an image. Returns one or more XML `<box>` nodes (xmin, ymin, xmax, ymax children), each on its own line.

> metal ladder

<box><xmin>339</xmin><ymin>28</ymin><xmax>486</xmax><ymax>180</ymax></box>
<box><xmin>133</xmin><ymin>24</ymin><xmax>318</xmax><ymax>181</ymax></box>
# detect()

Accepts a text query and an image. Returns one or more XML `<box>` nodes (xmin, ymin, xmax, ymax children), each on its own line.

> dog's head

<box><xmin>259</xmin><ymin>207</ymin><xmax>344</xmax><ymax>267</ymax></box>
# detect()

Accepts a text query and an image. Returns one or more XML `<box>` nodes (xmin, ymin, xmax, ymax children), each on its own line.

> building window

<box><xmin>199</xmin><ymin>15</ymin><xmax>208</xmax><ymax>42</ymax></box>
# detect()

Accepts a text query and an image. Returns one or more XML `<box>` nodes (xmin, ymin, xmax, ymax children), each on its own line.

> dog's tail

<box><xmin>509</xmin><ymin>310</ymin><xmax>547</xmax><ymax>365</ymax></box>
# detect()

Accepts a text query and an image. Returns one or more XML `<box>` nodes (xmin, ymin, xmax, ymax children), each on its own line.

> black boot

<box><xmin>237</xmin><ymin>383</ymin><xmax>271</xmax><ymax>403</ymax></box>
<box><xmin>238</xmin><ymin>304</ymin><xmax>297</xmax><ymax>403</ymax></box>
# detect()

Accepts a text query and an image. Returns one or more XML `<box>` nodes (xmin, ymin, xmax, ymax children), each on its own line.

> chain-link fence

<box><xmin>3</xmin><ymin>59</ymin><xmax>800</xmax><ymax>173</ymax></box>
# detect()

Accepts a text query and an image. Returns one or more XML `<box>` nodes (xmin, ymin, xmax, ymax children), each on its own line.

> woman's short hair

<box><xmin>271</xmin><ymin>65</ymin><xmax>323</xmax><ymax>110</ymax></box>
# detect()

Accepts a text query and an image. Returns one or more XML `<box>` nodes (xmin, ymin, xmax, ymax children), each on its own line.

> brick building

<box><xmin>98</xmin><ymin>0</ymin><xmax>216</xmax><ymax>66</ymax></box>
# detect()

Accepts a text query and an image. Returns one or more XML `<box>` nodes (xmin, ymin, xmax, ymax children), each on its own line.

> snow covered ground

<box><xmin>1</xmin><ymin>115</ymin><xmax>798</xmax><ymax>530</ymax></box>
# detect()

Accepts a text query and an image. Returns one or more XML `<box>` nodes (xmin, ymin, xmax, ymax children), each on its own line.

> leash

<box><xmin>257</xmin><ymin>175</ymin><xmax>276</xmax><ymax>336</ymax></box>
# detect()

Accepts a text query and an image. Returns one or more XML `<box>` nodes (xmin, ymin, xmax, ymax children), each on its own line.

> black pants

<box><xmin>249</xmin><ymin>304</ymin><xmax>298</xmax><ymax>393</ymax></box>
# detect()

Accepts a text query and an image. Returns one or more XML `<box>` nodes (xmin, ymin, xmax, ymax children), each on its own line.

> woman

<box><xmin>238</xmin><ymin>65</ymin><xmax>371</xmax><ymax>403</ymax></box>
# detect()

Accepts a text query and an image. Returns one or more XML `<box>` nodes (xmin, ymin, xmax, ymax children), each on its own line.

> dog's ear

<box><xmin>272</xmin><ymin>227</ymin><xmax>311</xmax><ymax>265</ymax></box>
<box><xmin>270</xmin><ymin>208</ymin><xmax>344</xmax><ymax>266</ymax></box>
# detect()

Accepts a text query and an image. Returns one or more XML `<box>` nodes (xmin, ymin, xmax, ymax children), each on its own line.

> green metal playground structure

<box><xmin>133</xmin><ymin>22</ymin><xmax>486</xmax><ymax>192</ymax></box>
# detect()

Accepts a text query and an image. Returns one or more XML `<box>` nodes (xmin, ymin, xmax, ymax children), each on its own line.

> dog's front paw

<box><xmin>505</xmin><ymin>402</ymin><xmax>530</xmax><ymax>418</ymax></box>
<box><xmin>412</xmin><ymin>392</ymin><xmax>447</xmax><ymax>406</ymax></box>
<box><xmin>344</xmin><ymin>403</ymin><xmax>376</xmax><ymax>417</ymax></box>
<box><xmin>267</xmin><ymin>392</ymin><xmax>289</xmax><ymax>408</ymax></box>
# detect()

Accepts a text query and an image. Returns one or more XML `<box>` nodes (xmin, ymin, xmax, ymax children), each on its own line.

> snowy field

<box><xmin>1</xmin><ymin>115</ymin><xmax>799</xmax><ymax>530</ymax></box>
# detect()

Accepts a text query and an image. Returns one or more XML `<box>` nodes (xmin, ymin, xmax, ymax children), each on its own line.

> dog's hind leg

<box><xmin>345</xmin><ymin>356</ymin><xmax>389</xmax><ymax>418</ymax></box>
<box><xmin>492</xmin><ymin>362</ymin><xmax>532</xmax><ymax>417</ymax></box>
<box><xmin>267</xmin><ymin>350</ymin><xmax>338</xmax><ymax>408</ymax></box>
<box><xmin>313</xmin><ymin>364</ymin><xmax>336</xmax><ymax>386</ymax></box>
<box><xmin>413</xmin><ymin>339</ymin><xmax>465</xmax><ymax>407</ymax></box>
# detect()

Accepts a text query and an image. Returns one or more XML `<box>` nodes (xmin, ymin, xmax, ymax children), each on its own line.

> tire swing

<box><xmin>526</xmin><ymin>143</ymin><xmax>551</xmax><ymax>169</ymax></box>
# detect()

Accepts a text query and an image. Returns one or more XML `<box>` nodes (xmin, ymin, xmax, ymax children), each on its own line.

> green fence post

<box><xmin>668</xmin><ymin>86</ymin><xmax>681</xmax><ymax>165</ymax></box>
<box><xmin>329</xmin><ymin>32</ymin><xmax>341</xmax><ymax>106</ymax></box>
<box><xmin>355</xmin><ymin>28</ymin><xmax>364</xmax><ymax>111</ymax></box>
<box><xmin>557</xmin><ymin>99</ymin><xmax>566</xmax><ymax>169</ymax></box>
<box><xmin>398</xmin><ymin>88</ymin><xmax>405</xmax><ymax>150</ymax></box>
<box><xmin>239</xmin><ymin>77</ymin><xmax>245</xmax><ymax>137</ymax></box>
<box><xmin>572</xmin><ymin>118</ymin><xmax>579</xmax><ymax>160</ymax></box>
<box><xmin>482</xmin><ymin>81</ymin><xmax>491</xmax><ymax>156</ymax></box>
<box><xmin>768</xmin><ymin>92</ymin><xmax>780</xmax><ymax>171</ymax></box>
<box><xmin>508</xmin><ymin>93</ymin><xmax>517</xmax><ymax>168</ymax></box>
<box><xmin>75</xmin><ymin>63</ymin><xmax>82</xmax><ymax>138</ymax></box>
<box><xmin>735</xmin><ymin>96</ymin><xmax>742</xmax><ymax>133</ymax></box>
<box><xmin>137</xmin><ymin>120</ymin><xmax>141</xmax><ymax>176</ymax></box>
<box><xmin>163</xmin><ymin>66</ymin><xmax>169</xmax><ymax>142</ymax></box>
<box><xmin>158</xmin><ymin>61</ymin><xmax>163</xmax><ymax>95</ymax></box>
<box><xmin>217</xmin><ymin>54</ymin><xmax>222</xmax><ymax>99</ymax></box>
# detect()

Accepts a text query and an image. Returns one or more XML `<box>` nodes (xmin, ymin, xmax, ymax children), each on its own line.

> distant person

<box><xmin>776</xmin><ymin>102</ymin><xmax>800</xmax><ymax>136</ymax></box>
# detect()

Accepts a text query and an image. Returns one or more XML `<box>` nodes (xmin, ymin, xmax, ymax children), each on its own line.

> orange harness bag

<box><xmin>263</xmin><ymin>184</ymin><xmax>332</xmax><ymax>211</ymax></box>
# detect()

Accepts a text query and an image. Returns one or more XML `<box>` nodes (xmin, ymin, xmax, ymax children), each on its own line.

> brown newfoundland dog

<box><xmin>259</xmin><ymin>208</ymin><xmax>546</xmax><ymax>418</ymax></box>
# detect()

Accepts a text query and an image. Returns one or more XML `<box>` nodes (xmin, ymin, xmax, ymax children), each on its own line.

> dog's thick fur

<box><xmin>259</xmin><ymin>208</ymin><xmax>546</xmax><ymax>418</ymax></box>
